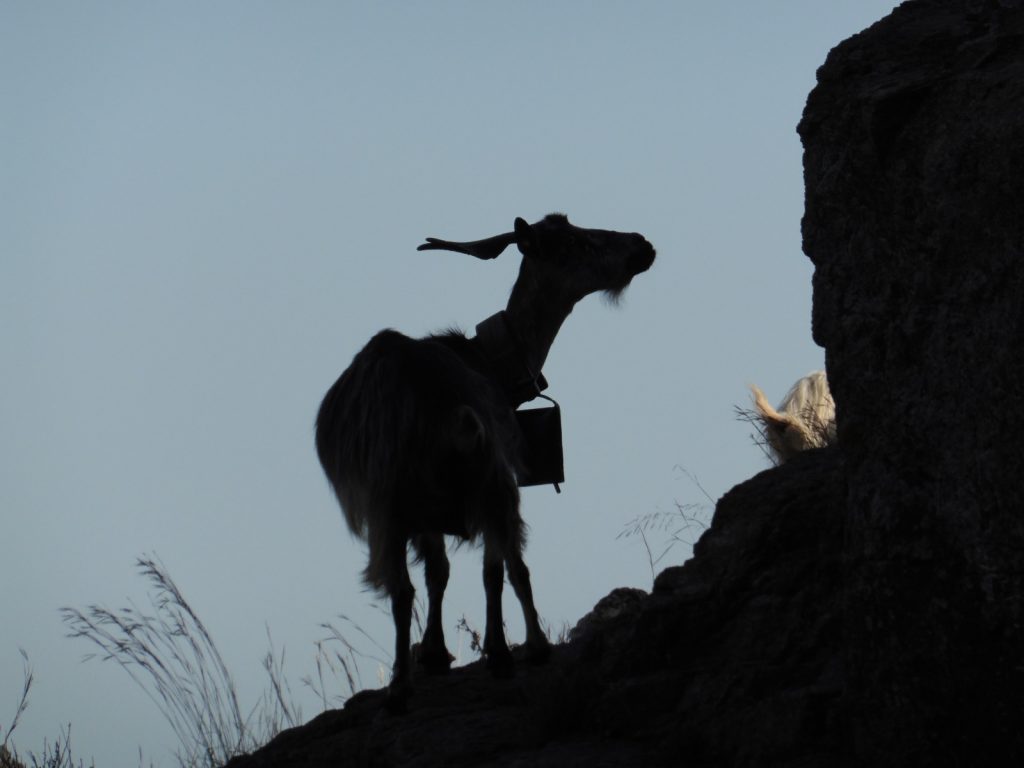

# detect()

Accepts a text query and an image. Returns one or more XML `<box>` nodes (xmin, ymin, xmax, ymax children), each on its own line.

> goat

<box><xmin>750</xmin><ymin>369</ymin><xmax>836</xmax><ymax>464</ymax></box>
<box><xmin>315</xmin><ymin>213</ymin><xmax>655</xmax><ymax>709</ymax></box>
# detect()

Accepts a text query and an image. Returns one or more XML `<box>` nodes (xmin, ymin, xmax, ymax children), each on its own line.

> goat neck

<box><xmin>474</xmin><ymin>311</ymin><xmax>549</xmax><ymax>407</ymax></box>
<box><xmin>502</xmin><ymin>263</ymin><xmax>578</xmax><ymax>385</ymax></box>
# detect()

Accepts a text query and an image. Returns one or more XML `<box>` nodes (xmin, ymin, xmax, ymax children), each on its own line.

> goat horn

<box><xmin>416</xmin><ymin>231</ymin><xmax>518</xmax><ymax>260</ymax></box>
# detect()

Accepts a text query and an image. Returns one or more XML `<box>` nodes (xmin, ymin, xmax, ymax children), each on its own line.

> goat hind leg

<box><xmin>482</xmin><ymin>540</ymin><xmax>514</xmax><ymax>675</ymax></box>
<box><xmin>506</xmin><ymin>553</ymin><xmax>551</xmax><ymax>663</ymax></box>
<box><xmin>412</xmin><ymin>533</ymin><xmax>453</xmax><ymax>673</ymax></box>
<box><xmin>380</xmin><ymin>541</ymin><xmax>415</xmax><ymax>712</ymax></box>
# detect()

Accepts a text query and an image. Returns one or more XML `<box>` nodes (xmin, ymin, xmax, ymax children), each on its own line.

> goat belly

<box><xmin>317</xmin><ymin>328</ymin><xmax>516</xmax><ymax>544</ymax></box>
<box><xmin>399</xmin><ymin>463</ymin><xmax>484</xmax><ymax>540</ymax></box>
<box><xmin>407</xmin><ymin>504</ymin><xmax>471</xmax><ymax>539</ymax></box>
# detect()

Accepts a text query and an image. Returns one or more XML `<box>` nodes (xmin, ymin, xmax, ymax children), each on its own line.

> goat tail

<box><xmin>750</xmin><ymin>383</ymin><xmax>794</xmax><ymax>435</ymax></box>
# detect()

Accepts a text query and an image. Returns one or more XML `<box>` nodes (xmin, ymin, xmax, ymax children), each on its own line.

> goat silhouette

<box><xmin>315</xmin><ymin>213</ymin><xmax>655</xmax><ymax>710</ymax></box>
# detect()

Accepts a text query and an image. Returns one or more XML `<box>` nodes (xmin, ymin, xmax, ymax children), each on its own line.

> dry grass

<box><xmin>2</xmin><ymin>652</ymin><xmax>94</xmax><ymax>768</ymax></box>
<box><xmin>19</xmin><ymin>545</ymin><xmax>579</xmax><ymax>766</ymax></box>
<box><xmin>735</xmin><ymin>404</ymin><xmax>782</xmax><ymax>464</ymax></box>
<box><xmin>618</xmin><ymin>467</ymin><xmax>714</xmax><ymax>581</ymax></box>
<box><xmin>302</xmin><ymin>613</ymin><xmax>396</xmax><ymax>711</ymax></box>
<box><xmin>60</xmin><ymin>556</ymin><xmax>300</xmax><ymax>768</ymax></box>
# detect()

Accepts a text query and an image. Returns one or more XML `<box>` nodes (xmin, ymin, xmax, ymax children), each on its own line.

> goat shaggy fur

<box><xmin>315</xmin><ymin>214</ymin><xmax>655</xmax><ymax>709</ymax></box>
<box><xmin>750</xmin><ymin>369</ymin><xmax>836</xmax><ymax>464</ymax></box>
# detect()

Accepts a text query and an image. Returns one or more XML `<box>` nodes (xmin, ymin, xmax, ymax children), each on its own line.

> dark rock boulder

<box><xmin>226</xmin><ymin>1</ymin><xmax>1024</xmax><ymax>764</ymax></box>
<box><xmin>800</xmin><ymin>0</ymin><xmax>1024</xmax><ymax>763</ymax></box>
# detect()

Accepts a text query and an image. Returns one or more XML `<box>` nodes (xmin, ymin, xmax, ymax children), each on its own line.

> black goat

<box><xmin>315</xmin><ymin>213</ymin><xmax>655</xmax><ymax>709</ymax></box>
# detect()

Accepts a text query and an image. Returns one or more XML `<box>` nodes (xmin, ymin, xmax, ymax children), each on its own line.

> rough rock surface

<box><xmin>226</xmin><ymin>1</ymin><xmax>1024</xmax><ymax>765</ymax></box>
<box><xmin>800</xmin><ymin>0</ymin><xmax>1024</xmax><ymax>762</ymax></box>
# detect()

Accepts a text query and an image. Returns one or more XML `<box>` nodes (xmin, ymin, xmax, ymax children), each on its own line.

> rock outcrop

<box><xmin>800</xmin><ymin>0</ymin><xmax>1024</xmax><ymax>762</ymax></box>
<box><xmin>227</xmin><ymin>1</ymin><xmax>1024</xmax><ymax>764</ymax></box>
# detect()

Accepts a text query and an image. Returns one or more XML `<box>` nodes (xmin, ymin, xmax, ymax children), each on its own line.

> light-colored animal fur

<box><xmin>750</xmin><ymin>370</ymin><xmax>836</xmax><ymax>464</ymax></box>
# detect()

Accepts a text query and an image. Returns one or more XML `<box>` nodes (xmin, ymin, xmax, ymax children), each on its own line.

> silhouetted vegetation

<box><xmin>61</xmin><ymin>557</ymin><xmax>299</xmax><ymax>767</ymax></box>
<box><xmin>2</xmin><ymin>651</ymin><xmax>94</xmax><ymax>768</ymax></box>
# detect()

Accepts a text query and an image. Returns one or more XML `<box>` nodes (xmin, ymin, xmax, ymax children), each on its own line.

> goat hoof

<box><xmin>415</xmin><ymin>645</ymin><xmax>454</xmax><ymax>675</ymax></box>
<box><xmin>486</xmin><ymin>649</ymin><xmax>515</xmax><ymax>678</ymax></box>
<box><xmin>526</xmin><ymin>640</ymin><xmax>551</xmax><ymax>665</ymax></box>
<box><xmin>384</xmin><ymin>681</ymin><xmax>411</xmax><ymax>715</ymax></box>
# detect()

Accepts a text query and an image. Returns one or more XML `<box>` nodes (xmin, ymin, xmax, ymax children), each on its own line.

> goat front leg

<box><xmin>482</xmin><ymin>540</ymin><xmax>514</xmax><ymax>676</ymax></box>
<box><xmin>506</xmin><ymin>553</ymin><xmax>551</xmax><ymax>664</ymax></box>
<box><xmin>412</xmin><ymin>533</ymin><xmax>453</xmax><ymax>673</ymax></box>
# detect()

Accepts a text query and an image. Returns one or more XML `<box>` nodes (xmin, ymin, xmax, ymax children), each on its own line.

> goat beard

<box><xmin>601</xmin><ymin>285</ymin><xmax>628</xmax><ymax>306</ymax></box>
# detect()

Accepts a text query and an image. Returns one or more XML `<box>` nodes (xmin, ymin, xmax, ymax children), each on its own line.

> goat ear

<box><xmin>513</xmin><ymin>217</ymin><xmax>542</xmax><ymax>260</ymax></box>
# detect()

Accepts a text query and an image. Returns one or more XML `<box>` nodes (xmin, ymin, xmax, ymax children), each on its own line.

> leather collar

<box><xmin>474</xmin><ymin>311</ymin><xmax>548</xmax><ymax>407</ymax></box>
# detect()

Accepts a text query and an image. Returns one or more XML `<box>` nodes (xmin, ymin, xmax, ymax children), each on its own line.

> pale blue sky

<box><xmin>2</xmin><ymin>2</ymin><xmax>898</xmax><ymax>764</ymax></box>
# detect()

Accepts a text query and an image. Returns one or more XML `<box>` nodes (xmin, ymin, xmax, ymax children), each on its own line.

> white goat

<box><xmin>750</xmin><ymin>370</ymin><xmax>836</xmax><ymax>464</ymax></box>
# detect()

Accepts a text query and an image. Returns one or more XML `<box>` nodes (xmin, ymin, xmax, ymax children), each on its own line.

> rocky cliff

<box><xmin>800</xmin><ymin>0</ymin><xmax>1024</xmax><ymax>762</ymax></box>
<box><xmin>226</xmin><ymin>1</ymin><xmax>1024</xmax><ymax>764</ymax></box>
